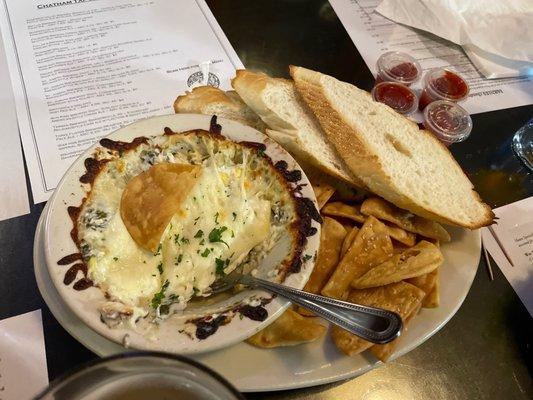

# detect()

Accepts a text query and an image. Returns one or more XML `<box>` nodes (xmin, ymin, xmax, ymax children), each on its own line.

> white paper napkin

<box><xmin>376</xmin><ymin>0</ymin><xmax>533</xmax><ymax>78</ymax></box>
<box><xmin>0</xmin><ymin>310</ymin><xmax>49</xmax><ymax>399</ymax></box>
<box><xmin>482</xmin><ymin>197</ymin><xmax>533</xmax><ymax>316</ymax></box>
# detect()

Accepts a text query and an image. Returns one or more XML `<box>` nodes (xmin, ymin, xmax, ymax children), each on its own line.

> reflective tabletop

<box><xmin>0</xmin><ymin>1</ymin><xmax>531</xmax><ymax>399</ymax></box>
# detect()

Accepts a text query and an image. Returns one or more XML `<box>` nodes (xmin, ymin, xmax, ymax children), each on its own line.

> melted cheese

<box><xmin>86</xmin><ymin>154</ymin><xmax>270</xmax><ymax>311</ymax></box>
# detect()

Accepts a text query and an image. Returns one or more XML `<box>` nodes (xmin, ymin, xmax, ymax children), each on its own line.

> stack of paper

<box><xmin>0</xmin><ymin>0</ymin><xmax>243</xmax><ymax>203</ymax></box>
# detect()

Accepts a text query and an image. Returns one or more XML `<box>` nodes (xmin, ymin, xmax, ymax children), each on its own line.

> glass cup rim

<box><xmin>33</xmin><ymin>351</ymin><xmax>245</xmax><ymax>400</ymax></box>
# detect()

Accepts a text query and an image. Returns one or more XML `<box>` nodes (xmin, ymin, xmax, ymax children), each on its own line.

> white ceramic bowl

<box><xmin>43</xmin><ymin>114</ymin><xmax>321</xmax><ymax>354</ymax></box>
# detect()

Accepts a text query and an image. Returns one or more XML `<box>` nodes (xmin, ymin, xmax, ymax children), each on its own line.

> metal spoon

<box><xmin>210</xmin><ymin>267</ymin><xmax>403</xmax><ymax>344</ymax></box>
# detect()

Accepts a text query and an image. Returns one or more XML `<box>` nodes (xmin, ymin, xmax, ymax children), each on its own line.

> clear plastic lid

<box><xmin>424</xmin><ymin>68</ymin><xmax>469</xmax><ymax>101</ymax></box>
<box><xmin>371</xmin><ymin>82</ymin><xmax>418</xmax><ymax>116</ymax></box>
<box><xmin>423</xmin><ymin>100</ymin><xmax>472</xmax><ymax>144</ymax></box>
<box><xmin>376</xmin><ymin>51</ymin><xmax>422</xmax><ymax>85</ymax></box>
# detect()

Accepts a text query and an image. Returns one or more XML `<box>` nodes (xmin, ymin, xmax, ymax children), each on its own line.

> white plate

<box><xmin>35</xmin><ymin>181</ymin><xmax>482</xmax><ymax>393</ymax></box>
<box><xmin>42</xmin><ymin>114</ymin><xmax>320</xmax><ymax>355</ymax></box>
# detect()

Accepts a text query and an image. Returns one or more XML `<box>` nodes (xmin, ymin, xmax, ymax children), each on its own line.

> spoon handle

<box><xmin>241</xmin><ymin>275</ymin><xmax>403</xmax><ymax>344</ymax></box>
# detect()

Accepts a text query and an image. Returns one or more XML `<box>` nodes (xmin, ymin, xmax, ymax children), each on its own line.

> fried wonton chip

<box><xmin>121</xmin><ymin>163</ymin><xmax>202</xmax><ymax>252</ymax></box>
<box><xmin>384</xmin><ymin>223</ymin><xmax>417</xmax><ymax>246</ymax></box>
<box><xmin>361</xmin><ymin>197</ymin><xmax>451</xmax><ymax>242</ymax></box>
<box><xmin>322</xmin><ymin>216</ymin><xmax>393</xmax><ymax>299</ymax></box>
<box><xmin>332</xmin><ymin>282</ymin><xmax>425</xmax><ymax>356</ymax></box>
<box><xmin>352</xmin><ymin>241</ymin><xmax>443</xmax><ymax>289</ymax></box>
<box><xmin>422</xmin><ymin>268</ymin><xmax>440</xmax><ymax>308</ymax></box>
<box><xmin>247</xmin><ymin>309</ymin><xmax>326</xmax><ymax>348</ymax></box>
<box><xmin>406</xmin><ymin>267</ymin><xmax>438</xmax><ymax>301</ymax></box>
<box><xmin>303</xmin><ymin>217</ymin><xmax>347</xmax><ymax>294</ymax></box>
<box><xmin>322</xmin><ymin>202</ymin><xmax>366</xmax><ymax>223</ymax></box>
<box><xmin>303</xmin><ymin>164</ymin><xmax>337</xmax><ymax>209</ymax></box>
<box><xmin>313</xmin><ymin>183</ymin><xmax>336</xmax><ymax>210</ymax></box>
<box><xmin>299</xmin><ymin>218</ymin><xmax>347</xmax><ymax>317</ymax></box>
<box><xmin>341</xmin><ymin>226</ymin><xmax>360</xmax><ymax>258</ymax></box>
<box><xmin>369</xmin><ymin>301</ymin><xmax>422</xmax><ymax>362</ymax></box>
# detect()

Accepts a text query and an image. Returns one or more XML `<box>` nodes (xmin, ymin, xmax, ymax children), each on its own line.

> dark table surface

<box><xmin>1</xmin><ymin>1</ymin><xmax>532</xmax><ymax>399</ymax></box>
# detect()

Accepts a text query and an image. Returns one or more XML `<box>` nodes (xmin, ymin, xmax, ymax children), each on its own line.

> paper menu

<box><xmin>0</xmin><ymin>0</ymin><xmax>243</xmax><ymax>203</ymax></box>
<box><xmin>328</xmin><ymin>0</ymin><xmax>533</xmax><ymax>114</ymax></box>
<box><xmin>482</xmin><ymin>197</ymin><xmax>533</xmax><ymax>316</ymax></box>
<box><xmin>375</xmin><ymin>0</ymin><xmax>533</xmax><ymax>78</ymax></box>
<box><xmin>0</xmin><ymin>310</ymin><xmax>48</xmax><ymax>400</ymax></box>
<box><xmin>0</xmin><ymin>32</ymin><xmax>29</xmax><ymax>222</ymax></box>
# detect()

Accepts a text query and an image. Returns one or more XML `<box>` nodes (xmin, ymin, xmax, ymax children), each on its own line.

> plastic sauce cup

<box><xmin>375</xmin><ymin>51</ymin><xmax>422</xmax><ymax>86</ymax></box>
<box><xmin>371</xmin><ymin>82</ymin><xmax>418</xmax><ymax>116</ymax></box>
<box><xmin>419</xmin><ymin>68</ymin><xmax>469</xmax><ymax>111</ymax></box>
<box><xmin>423</xmin><ymin>100</ymin><xmax>472</xmax><ymax>146</ymax></box>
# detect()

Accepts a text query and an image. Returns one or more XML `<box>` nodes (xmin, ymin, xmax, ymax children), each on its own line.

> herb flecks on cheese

<box><xmin>80</xmin><ymin>134</ymin><xmax>291</xmax><ymax>316</ymax></box>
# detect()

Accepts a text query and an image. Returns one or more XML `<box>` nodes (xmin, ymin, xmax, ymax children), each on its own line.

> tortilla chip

<box><xmin>332</xmin><ymin>282</ymin><xmax>425</xmax><ymax>357</ymax></box>
<box><xmin>313</xmin><ymin>184</ymin><xmax>336</xmax><ymax>210</ymax></box>
<box><xmin>422</xmin><ymin>268</ymin><xmax>440</xmax><ymax>308</ymax></box>
<box><xmin>406</xmin><ymin>268</ymin><xmax>438</xmax><ymax>299</ymax></box>
<box><xmin>246</xmin><ymin>309</ymin><xmax>326</xmax><ymax>348</ymax></box>
<box><xmin>121</xmin><ymin>163</ymin><xmax>202</xmax><ymax>252</ymax></box>
<box><xmin>322</xmin><ymin>216</ymin><xmax>393</xmax><ymax>299</ymax></box>
<box><xmin>361</xmin><ymin>197</ymin><xmax>450</xmax><ymax>242</ymax></box>
<box><xmin>331</xmin><ymin>324</ymin><xmax>374</xmax><ymax>356</ymax></box>
<box><xmin>322</xmin><ymin>202</ymin><xmax>366</xmax><ymax>223</ymax></box>
<box><xmin>303</xmin><ymin>217</ymin><xmax>347</xmax><ymax>294</ymax></box>
<box><xmin>341</xmin><ymin>226</ymin><xmax>360</xmax><ymax>258</ymax></box>
<box><xmin>384</xmin><ymin>223</ymin><xmax>417</xmax><ymax>246</ymax></box>
<box><xmin>352</xmin><ymin>241</ymin><xmax>443</xmax><ymax>289</ymax></box>
<box><xmin>369</xmin><ymin>301</ymin><xmax>422</xmax><ymax>362</ymax></box>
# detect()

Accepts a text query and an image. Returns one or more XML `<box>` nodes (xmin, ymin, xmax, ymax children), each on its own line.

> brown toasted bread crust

<box><xmin>290</xmin><ymin>65</ymin><xmax>494</xmax><ymax>229</ymax></box>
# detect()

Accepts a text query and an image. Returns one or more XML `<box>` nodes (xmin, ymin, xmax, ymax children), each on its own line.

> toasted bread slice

<box><xmin>231</xmin><ymin>69</ymin><xmax>364</xmax><ymax>188</ymax></box>
<box><xmin>173</xmin><ymin>86</ymin><xmax>266</xmax><ymax>132</ymax></box>
<box><xmin>290</xmin><ymin>65</ymin><xmax>493</xmax><ymax>229</ymax></box>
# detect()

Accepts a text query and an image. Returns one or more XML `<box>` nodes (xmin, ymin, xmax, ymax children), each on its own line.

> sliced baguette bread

<box><xmin>174</xmin><ymin>86</ymin><xmax>266</xmax><ymax>132</ymax></box>
<box><xmin>290</xmin><ymin>65</ymin><xmax>493</xmax><ymax>228</ymax></box>
<box><xmin>231</xmin><ymin>69</ymin><xmax>365</xmax><ymax>188</ymax></box>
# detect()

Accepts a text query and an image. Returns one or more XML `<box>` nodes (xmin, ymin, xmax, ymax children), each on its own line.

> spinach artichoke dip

<box><xmin>68</xmin><ymin>125</ymin><xmax>313</xmax><ymax>328</ymax></box>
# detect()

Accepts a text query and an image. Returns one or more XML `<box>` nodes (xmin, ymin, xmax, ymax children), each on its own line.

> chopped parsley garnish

<box><xmin>193</xmin><ymin>196</ymin><xmax>197</xmax><ymax>201</ymax></box>
<box><xmin>232</xmin><ymin>212</ymin><xmax>237</xmax><ymax>221</ymax></box>
<box><xmin>231</xmin><ymin>230</ymin><xmax>235</xmax><ymax>238</ymax></box>
<box><xmin>113</xmin><ymin>257</ymin><xmax>118</xmax><ymax>261</ymax></box>
<box><xmin>175</xmin><ymin>254</ymin><xmax>183</xmax><ymax>265</ymax></box>
<box><xmin>181</xmin><ymin>237</ymin><xmax>190</xmax><ymax>244</ymax></box>
<box><xmin>199</xmin><ymin>239</ymin><xmax>205</xmax><ymax>245</ymax></box>
<box><xmin>151</xmin><ymin>280</ymin><xmax>169</xmax><ymax>309</ymax></box>
<box><xmin>157</xmin><ymin>262</ymin><xmax>163</xmax><ymax>274</ymax></box>
<box><xmin>214</xmin><ymin>212</ymin><xmax>220</xmax><ymax>224</ymax></box>
<box><xmin>194</xmin><ymin>230</ymin><xmax>204</xmax><ymax>238</ymax></box>
<box><xmin>215</xmin><ymin>257</ymin><xmax>230</xmax><ymax>276</ymax></box>
<box><xmin>193</xmin><ymin>287</ymin><xmax>200</xmax><ymax>295</ymax></box>
<box><xmin>154</xmin><ymin>243</ymin><xmax>162</xmax><ymax>256</ymax></box>
<box><xmin>159</xmin><ymin>304</ymin><xmax>170</xmax><ymax>315</ymax></box>
<box><xmin>174</xmin><ymin>234</ymin><xmax>180</xmax><ymax>244</ymax></box>
<box><xmin>201</xmin><ymin>248</ymin><xmax>211</xmax><ymax>257</ymax></box>
<box><xmin>208</xmin><ymin>226</ymin><xmax>229</xmax><ymax>247</ymax></box>
<box><xmin>303</xmin><ymin>254</ymin><xmax>312</xmax><ymax>262</ymax></box>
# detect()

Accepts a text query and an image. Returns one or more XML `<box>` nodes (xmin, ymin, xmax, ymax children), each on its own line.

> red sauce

<box><xmin>434</xmin><ymin>71</ymin><xmax>468</xmax><ymax>97</ymax></box>
<box><xmin>377</xmin><ymin>62</ymin><xmax>418</xmax><ymax>83</ymax></box>
<box><xmin>418</xmin><ymin>90</ymin><xmax>434</xmax><ymax>111</ymax></box>
<box><xmin>376</xmin><ymin>52</ymin><xmax>421</xmax><ymax>86</ymax></box>
<box><xmin>419</xmin><ymin>69</ymin><xmax>469</xmax><ymax>110</ymax></box>
<box><xmin>372</xmin><ymin>83</ymin><xmax>417</xmax><ymax>115</ymax></box>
